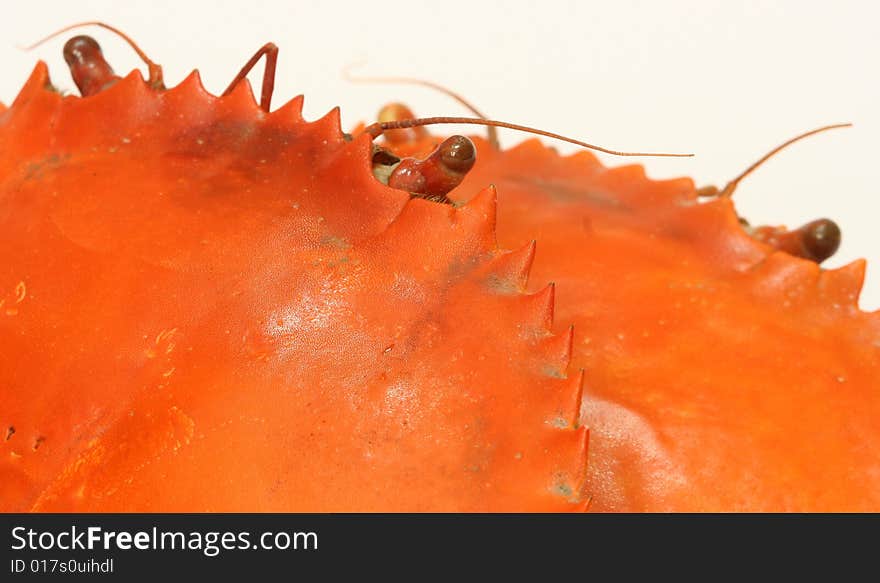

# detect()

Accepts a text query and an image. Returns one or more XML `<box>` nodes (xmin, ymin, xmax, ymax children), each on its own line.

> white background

<box><xmin>2</xmin><ymin>0</ymin><xmax>878</xmax><ymax>309</ymax></box>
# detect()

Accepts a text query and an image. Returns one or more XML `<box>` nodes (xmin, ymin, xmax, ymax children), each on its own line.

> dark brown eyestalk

<box><xmin>387</xmin><ymin>135</ymin><xmax>477</xmax><ymax>202</ymax></box>
<box><xmin>696</xmin><ymin>124</ymin><xmax>850</xmax><ymax>263</ymax></box>
<box><xmin>369</xmin><ymin>115</ymin><xmax>691</xmax><ymax>203</ymax></box>
<box><xmin>24</xmin><ymin>21</ymin><xmax>164</xmax><ymax>90</ymax></box>
<box><xmin>61</xmin><ymin>35</ymin><xmax>119</xmax><ymax>97</ymax></box>
<box><xmin>752</xmin><ymin>218</ymin><xmax>842</xmax><ymax>263</ymax></box>
<box><xmin>27</xmin><ymin>23</ymin><xmax>283</xmax><ymax>111</ymax></box>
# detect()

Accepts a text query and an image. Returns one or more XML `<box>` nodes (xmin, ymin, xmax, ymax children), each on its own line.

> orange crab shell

<box><xmin>2</xmin><ymin>57</ymin><xmax>879</xmax><ymax>513</ymax></box>
<box><xmin>363</xmin><ymin>119</ymin><xmax>880</xmax><ymax>511</ymax></box>
<box><xmin>442</xmin><ymin>136</ymin><xmax>880</xmax><ymax>512</ymax></box>
<box><xmin>0</xmin><ymin>64</ymin><xmax>588</xmax><ymax>512</ymax></box>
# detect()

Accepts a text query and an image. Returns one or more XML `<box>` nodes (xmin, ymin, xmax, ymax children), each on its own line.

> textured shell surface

<box><xmin>1</xmin><ymin>2</ymin><xmax>879</xmax><ymax>512</ymax></box>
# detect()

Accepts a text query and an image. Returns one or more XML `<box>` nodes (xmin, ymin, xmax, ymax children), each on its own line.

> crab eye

<box><xmin>63</xmin><ymin>35</ymin><xmax>104</xmax><ymax>67</ymax></box>
<box><xmin>61</xmin><ymin>34</ymin><xmax>118</xmax><ymax>97</ymax></box>
<box><xmin>385</xmin><ymin>136</ymin><xmax>478</xmax><ymax>202</ymax></box>
<box><xmin>438</xmin><ymin>136</ymin><xmax>476</xmax><ymax>175</ymax></box>
<box><xmin>801</xmin><ymin>218</ymin><xmax>841</xmax><ymax>263</ymax></box>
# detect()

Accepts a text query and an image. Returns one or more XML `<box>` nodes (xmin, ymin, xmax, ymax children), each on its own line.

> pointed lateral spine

<box><xmin>301</xmin><ymin>106</ymin><xmax>346</xmax><ymax>148</ymax></box>
<box><xmin>453</xmin><ymin>184</ymin><xmax>498</xmax><ymax>252</ymax></box>
<box><xmin>568</xmin><ymin>369</ymin><xmax>586</xmax><ymax>429</ymax></box>
<box><xmin>745</xmin><ymin>251</ymin><xmax>821</xmax><ymax>303</ymax></box>
<box><xmin>539</xmin><ymin>324</ymin><xmax>574</xmax><ymax>378</ymax></box>
<box><xmin>268</xmin><ymin>94</ymin><xmax>305</xmax><ymax>125</ymax></box>
<box><xmin>546</xmin><ymin>424</ymin><xmax>590</xmax><ymax>504</ymax></box>
<box><xmin>569</xmin><ymin>425</ymin><xmax>591</xmax><ymax>509</ymax></box>
<box><xmin>217</xmin><ymin>76</ymin><xmax>263</xmax><ymax>116</ymax></box>
<box><xmin>818</xmin><ymin>259</ymin><xmax>866</xmax><ymax>307</ymax></box>
<box><xmin>11</xmin><ymin>62</ymin><xmax>53</xmax><ymax>108</ymax></box>
<box><xmin>485</xmin><ymin>240</ymin><xmax>537</xmax><ymax>294</ymax></box>
<box><xmin>168</xmin><ymin>70</ymin><xmax>211</xmax><ymax>99</ymax></box>
<box><xmin>546</xmin><ymin>367</ymin><xmax>585</xmax><ymax>429</ymax></box>
<box><xmin>563</xmin><ymin>425</ymin><xmax>590</xmax><ymax>499</ymax></box>
<box><xmin>526</xmin><ymin>282</ymin><xmax>555</xmax><ymax>332</ymax></box>
<box><xmin>160</xmin><ymin>70</ymin><xmax>218</xmax><ymax>122</ymax></box>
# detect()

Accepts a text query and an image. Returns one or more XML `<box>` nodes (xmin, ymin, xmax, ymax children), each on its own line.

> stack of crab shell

<box><xmin>0</xmin><ymin>50</ymin><xmax>878</xmax><ymax>512</ymax></box>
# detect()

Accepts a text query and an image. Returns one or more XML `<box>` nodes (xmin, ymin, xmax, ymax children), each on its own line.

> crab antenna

<box><xmin>717</xmin><ymin>123</ymin><xmax>852</xmax><ymax>197</ymax></box>
<box><xmin>22</xmin><ymin>21</ymin><xmax>164</xmax><ymax>88</ymax></box>
<box><xmin>363</xmin><ymin>117</ymin><xmax>693</xmax><ymax>158</ymax></box>
<box><xmin>344</xmin><ymin>63</ymin><xmax>499</xmax><ymax>148</ymax></box>
<box><xmin>222</xmin><ymin>43</ymin><xmax>279</xmax><ymax>112</ymax></box>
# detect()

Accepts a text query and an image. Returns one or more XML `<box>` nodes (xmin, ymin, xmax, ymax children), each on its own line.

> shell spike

<box><xmin>453</xmin><ymin>185</ymin><xmax>498</xmax><ymax>249</ymax></box>
<box><xmin>818</xmin><ymin>259</ymin><xmax>866</xmax><ymax>306</ymax></box>
<box><xmin>569</xmin><ymin>369</ymin><xmax>586</xmax><ymax>428</ymax></box>
<box><xmin>571</xmin><ymin>436</ymin><xmax>592</xmax><ymax>510</ymax></box>
<box><xmin>548</xmin><ymin>367</ymin><xmax>585</xmax><ymax>429</ymax></box>
<box><xmin>575</xmin><ymin>425</ymin><xmax>589</xmax><ymax>460</ymax></box>
<box><xmin>459</xmin><ymin>184</ymin><xmax>497</xmax><ymax>220</ymax></box>
<box><xmin>219</xmin><ymin>76</ymin><xmax>261</xmax><ymax>113</ymax></box>
<box><xmin>526</xmin><ymin>282</ymin><xmax>556</xmax><ymax>332</ymax></box>
<box><xmin>12</xmin><ymin>62</ymin><xmax>53</xmax><ymax>108</ymax></box>
<box><xmin>303</xmin><ymin>106</ymin><xmax>345</xmax><ymax>142</ymax></box>
<box><xmin>270</xmin><ymin>95</ymin><xmax>305</xmax><ymax>124</ymax></box>
<box><xmin>572</xmin><ymin>493</ymin><xmax>593</xmax><ymax>513</ymax></box>
<box><xmin>539</xmin><ymin>325</ymin><xmax>574</xmax><ymax>378</ymax></box>
<box><xmin>487</xmin><ymin>240</ymin><xmax>537</xmax><ymax>293</ymax></box>
<box><xmin>174</xmin><ymin>70</ymin><xmax>207</xmax><ymax>94</ymax></box>
<box><xmin>221</xmin><ymin>42</ymin><xmax>279</xmax><ymax>112</ymax></box>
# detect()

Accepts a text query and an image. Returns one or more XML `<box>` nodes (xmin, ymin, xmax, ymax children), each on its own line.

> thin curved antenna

<box><xmin>344</xmin><ymin>62</ymin><xmax>499</xmax><ymax>148</ymax></box>
<box><xmin>717</xmin><ymin>123</ymin><xmax>852</xmax><ymax>197</ymax></box>
<box><xmin>364</xmin><ymin>117</ymin><xmax>694</xmax><ymax>158</ymax></box>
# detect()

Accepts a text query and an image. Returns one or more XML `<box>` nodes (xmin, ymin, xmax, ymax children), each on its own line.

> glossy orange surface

<box><xmin>452</xmin><ymin>138</ymin><xmax>880</xmax><ymax>511</ymax></box>
<box><xmin>0</xmin><ymin>66</ymin><xmax>586</xmax><ymax>511</ymax></box>
<box><xmin>2</xmin><ymin>61</ymin><xmax>878</xmax><ymax>512</ymax></box>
